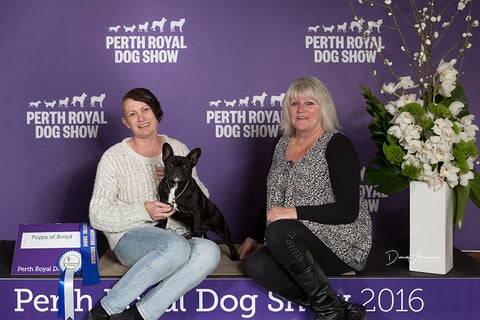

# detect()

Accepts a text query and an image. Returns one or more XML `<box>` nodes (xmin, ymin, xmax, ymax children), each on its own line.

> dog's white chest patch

<box><xmin>168</xmin><ymin>184</ymin><xmax>178</xmax><ymax>210</ymax></box>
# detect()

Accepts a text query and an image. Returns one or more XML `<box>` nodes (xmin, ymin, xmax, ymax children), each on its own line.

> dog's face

<box><xmin>162</xmin><ymin>143</ymin><xmax>201</xmax><ymax>184</ymax></box>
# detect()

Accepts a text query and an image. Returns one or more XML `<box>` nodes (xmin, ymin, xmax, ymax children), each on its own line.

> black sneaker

<box><xmin>89</xmin><ymin>302</ymin><xmax>109</xmax><ymax>320</ymax></box>
<box><xmin>110</xmin><ymin>305</ymin><xmax>143</xmax><ymax>320</ymax></box>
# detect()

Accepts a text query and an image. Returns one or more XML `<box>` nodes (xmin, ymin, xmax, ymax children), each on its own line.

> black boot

<box><xmin>342</xmin><ymin>301</ymin><xmax>366</xmax><ymax>320</ymax></box>
<box><xmin>287</xmin><ymin>250</ymin><xmax>345</xmax><ymax>320</ymax></box>
<box><xmin>277</xmin><ymin>275</ymin><xmax>311</xmax><ymax>308</ymax></box>
<box><xmin>110</xmin><ymin>305</ymin><xmax>143</xmax><ymax>320</ymax></box>
<box><xmin>277</xmin><ymin>279</ymin><xmax>367</xmax><ymax>320</ymax></box>
<box><xmin>88</xmin><ymin>302</ymin><xmax>109</xmax><ymax>320</ymax></box>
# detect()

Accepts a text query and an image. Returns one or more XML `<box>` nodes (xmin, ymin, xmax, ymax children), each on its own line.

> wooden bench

<box><xmin>98</xmin><ymin>243</ymin><xmax>355</xmax><ymax>278</ymax></box>
<box><xmin>98</xmin><ymin>244</ymin><xmax>248</xmax><ymax>278</ymax></box>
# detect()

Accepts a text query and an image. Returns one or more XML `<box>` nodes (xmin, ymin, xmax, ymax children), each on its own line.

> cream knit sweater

<box><xmin>89</xmin><ymin>135</ymin><xmax>208</xmax><ymax>249</ymax></box>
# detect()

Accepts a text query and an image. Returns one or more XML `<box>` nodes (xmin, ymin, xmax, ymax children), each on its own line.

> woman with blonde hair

<box><xmin>246</xmin><ymin>76</ymin><xmax>371</xmax><ymax>320</ymax></box>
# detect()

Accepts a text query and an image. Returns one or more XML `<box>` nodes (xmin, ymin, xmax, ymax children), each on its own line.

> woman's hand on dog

<box><xmin>145</xmin><ymin>201</ymin><xmax>175</xmax><ymax>221</ymax></box>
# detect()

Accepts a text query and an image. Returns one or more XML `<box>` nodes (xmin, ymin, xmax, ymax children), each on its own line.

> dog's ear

<box><xmin>162</xmin><ymin>143</ymin><xmax>174</xmax><ymax>163</ymax></box>
<box><xmin>187</xmin><ymin>148</ymin><xmax>201</xmax><ymax>166</ymax></box>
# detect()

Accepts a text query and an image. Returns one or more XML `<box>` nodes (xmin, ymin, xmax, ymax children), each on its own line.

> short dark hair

<box><xmin>122</xmin><ymin>88</ymin><xmax>164</xmax><ymax>121</ymax></box>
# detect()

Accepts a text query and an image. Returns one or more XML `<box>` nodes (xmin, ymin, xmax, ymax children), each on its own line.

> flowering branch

<box><xmin>349</xmin><ymin>0</ymin><xmax>477</xmax><ymax>105</ymax></box>
<box><xmin>349</xmin><ymin>0</ymin><xmax>480</xmax><ymax>228</ymax></box>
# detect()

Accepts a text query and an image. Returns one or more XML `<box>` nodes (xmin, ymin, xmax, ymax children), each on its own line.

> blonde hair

<box><xmin>281</xmin><ymin>76</ymin><xmax>340</xmax><ymax>136</ymax></box>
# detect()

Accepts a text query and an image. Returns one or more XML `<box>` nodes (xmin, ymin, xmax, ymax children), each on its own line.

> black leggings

<box><xmin>246</xmin><ymin>219</ymin><xmax>353</xmax><ymax>294</ymax></box>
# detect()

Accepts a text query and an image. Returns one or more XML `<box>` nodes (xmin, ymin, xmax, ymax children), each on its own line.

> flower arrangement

<box><xmin>349</xmin><ymin>0</ymin><xmax>480</xmax><ymax>228</ymax></box>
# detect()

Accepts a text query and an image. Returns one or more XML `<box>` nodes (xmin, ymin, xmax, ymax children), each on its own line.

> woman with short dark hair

<box><xmin>89</xmin><ymin>88</ymin><xmax>220</xmax><ymax>320</ymax></box>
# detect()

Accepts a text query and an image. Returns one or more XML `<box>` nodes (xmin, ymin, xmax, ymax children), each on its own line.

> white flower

<box><xmin>421</xmin><ymin>164</ymin><xmax>444</xmax><ymax>190</ymax></box>
<box><xmin>457</xmin><ymin>115</ymin><xmax>479</xmax><ymax>141</ymax></box>
<box><xmin>404</xmin><ymin>138</ymin><xmax>423</xmax><ymax>154</ymax></box>
<box><xmin>396</xmin><ymin>94</ymin><xmax>420</xmax><ymax>108</ymax></box>
<box><xmin>461</xmin><ymin>124</ymin><xmax>479</xmax><ymax>141</ymax></box>
<box><xmin>460</xmin><ymin>114</ymin><xmax>475</xmax><ymax>126</ymax></box>
<box><xmin>394</xmin><ymin>112</ymin><xmax>415</xmax><ymax>129</ymax></box>
<box><xmin>432</xmin><ymin>146</ymin><xmax>452</xmax><ymax>164</ymax></box>
<box><xmin>429</xmin><ymin>135</ymin><xmax>454</xmax><ymax>159</ymax></box>
<box><xmin>459</xmin><ymin>171</ymin><xmax>474</xmax><ymax>186</ymax></box>
<box><xmin>440</xmin><ymin>163</ymin><xmax>460</xmax><ymax>188</ymax></box>
<box><xmin>449</xmin><ymin>101</ymin><xmax>464</xmax><ymax>116</ymax></box>
<box><xmin>467</xmin><ymin>157</ymin><xmax>475</xmax><ymax>170</ymax></box>
<box><xmin>387</xmin><ymin>125</ymin><xmax>402</xmax><ymax>139</ymax></box>
<box><xmin>385</xmin><ymin>101</ymin><xmax>399</xmax><ymax>115</ymax></box>
<box><xmin>381</xmin><ymin>82</ymin><xmax>397</xmax><ymax>94</ymax></box>
<box><xmin>438</xmin><ymin>79</ymin><xmax>456</xmax><ymax>97</ymax></box>
<box><xmin>437</xmin><ymin>59</ymin><xmax>458</xmax><ymax>82</ymax></box>
<box><xmin>403</xmin><ymin>124</ymin><xmax>422</xmax><ymax>144</ymax></box>
<box><xmin>419</xmin><ymin>136</ymin><xmax>453</xmax><ymax>165</ymax></box>
<box><xmin>436</xmin><ymin>59</ymin><xmax>457</xmax><ymax>74</ymax></box>
<box><xmin>432</xmin><ymin>118</ymin><xmax>455</xmax><ymax>142</ymax></box>
<box><xmin>397</xmin><ymin>76</ymin><xmax>417</xmax><ymax>90</ymax></box>
<box><xmin>465</xmin><ymin>124</ymin><xmax>479</xmax><ymax>139</ymax></box>
<box><xmin>418</xmin><ymin>141</ymin><xmax>434</xmax><ymax>164</ymax></box>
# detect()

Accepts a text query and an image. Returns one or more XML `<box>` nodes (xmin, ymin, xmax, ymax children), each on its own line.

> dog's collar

<box><xmin>167</xmin><ymin>179</ymin><xmax>191</xmax><ymax>203</ymax></box>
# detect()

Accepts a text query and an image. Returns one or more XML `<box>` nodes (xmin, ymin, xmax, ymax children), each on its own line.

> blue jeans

<box><xmin>100</xmin><ymin>226</ymin><xmax>220</xmax><ymax>320</ymax></box>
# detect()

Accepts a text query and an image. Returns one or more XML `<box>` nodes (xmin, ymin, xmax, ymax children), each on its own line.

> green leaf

<box><xmin>454</xmin><ymin>185</ymin><xmax>469</xmax><ymax>229</ymax></box>
<box><xmin>454</xmin><ymin>169</ymin><xmax>480</xmax><ymax>229</ymax></box>
<box><xmin>361</xmin><ymin>86</ymin><xmax>394</xmax><ymax>153</ymax></box>
<box><xmin>469</xmin><ymin>169</ymin><xmax>480</xmax><ymax>208</ymax></box>
<box><xmin>365</xmin><ymin>154</ymin><xmax>409</xmax><ymax>194</ymax></box>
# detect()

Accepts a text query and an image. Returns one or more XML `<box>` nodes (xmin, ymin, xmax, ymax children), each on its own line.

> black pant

<box><xmin>246</xmin><ymin>219</ymin><xmax>353</xmax><ymax>294</ymax></box>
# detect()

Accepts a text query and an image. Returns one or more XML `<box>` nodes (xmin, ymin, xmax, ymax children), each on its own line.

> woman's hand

<box><xmin>145</xmin><ymin>201</ymin><xmax>175</xmax><ymax>221</ymax></box>
<box><xmin>238</xmin><ymin>237</ymin><xmax>259</xmax><ymax>260</ymax></box>
<box><xmin>267</xmin><ymin>206</ymin><xmax>297</xmax><ymax>223</ymax></box>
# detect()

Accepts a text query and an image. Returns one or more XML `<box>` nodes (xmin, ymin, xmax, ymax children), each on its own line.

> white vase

<box><xmin>409</xmin><ymin>180</ymin><xmax>453</xmax><ymax>274</ymax></box>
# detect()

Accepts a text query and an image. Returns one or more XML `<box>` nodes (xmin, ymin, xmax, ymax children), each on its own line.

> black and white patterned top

<box><xmin>267</xmin><ymin>132</ymin><xmax>372</xmax><ymax>271</ymax></box>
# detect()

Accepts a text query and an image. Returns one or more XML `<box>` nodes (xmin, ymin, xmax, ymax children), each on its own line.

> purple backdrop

<box><xmin>1</xmin><ymin>0</ymin><xmax>479</xmax><ymax>248</ymax></box>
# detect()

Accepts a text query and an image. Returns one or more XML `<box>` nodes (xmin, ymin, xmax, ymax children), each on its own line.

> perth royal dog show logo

<box><xmin>26</xmin><ymin>92</ymin><xmax>108</xmax><ymax>139</ymax></box>
<box><xmin>206</xmin><ymin>91</ymin><xmax>284</xmax><ymax>139</ymax></box>
<box><xmin>105</xmin><ymin>17</ymin><xmax>188</xmax><ymax>64</ymax></box>
<box><xmin>304</xmin><ymin>17</ymin><xmax>384</xmax><ymax>64</ymax></box>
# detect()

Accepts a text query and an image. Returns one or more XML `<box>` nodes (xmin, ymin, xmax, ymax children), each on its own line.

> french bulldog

<box><xmin>157</xmin><ymin>142</ymin><xmax>240</xmax><ymax>261</ymax></box>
